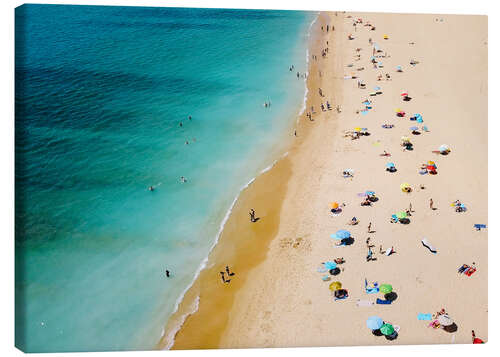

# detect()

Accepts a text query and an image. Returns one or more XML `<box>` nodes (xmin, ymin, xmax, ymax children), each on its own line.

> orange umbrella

<box><xmin>330</xmin><ymin>202</ymin><xmax>339</xmax><ymax>209</ymax></box>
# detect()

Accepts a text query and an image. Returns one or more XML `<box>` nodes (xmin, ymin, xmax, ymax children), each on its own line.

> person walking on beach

<box><xmin>367</xmin><ymin>222</ymin><xmax>372</xmax><ymax>233</ymax></box>
<box><xmin>226</xmin><ymin>265</ymin><xmax>235</xmax><ymax>276</ymax></box>
<box><xmin>249</xmin><ymin>209</ymin><xmax>256</xmax><ymax>223</ymax></box>
<box><xmin>165</xmin><ymin>269</ymin><xmax>170</xmax><ymax>278</ymax></box>
<box><xmin>220</xmin><ymin>271</ymin><xmax>227</xmax><ymax>283</ymax></box>
<box><xmin>430</xmin><ymin>198</ymin><xmax>435</xmax><ymax>210</ymax></box>
<box><xmin>294</xmin><ymin>130</ymin><xmax>297</xmax><ymax>137</ymax></box>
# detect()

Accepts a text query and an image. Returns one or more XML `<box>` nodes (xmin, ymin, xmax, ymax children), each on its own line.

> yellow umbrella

<box><xmin>394</xmin><ymin>108</ymin><xmax>402</xmax><ymax>113</ymax></box>
<box><xmin>401</xmin><ymin>136</ymin><xmax>410</xmax><ymax>143</ymax></box>
<box><xmin>330</xmin><ymin>202</ymin><xmax>339</xmax><ymax>209</ymax></box>
<box><xmin>400</xmin><ymin>183</ymin><xmax>411</xmax><ymax>192</ymax></box>
<box><xmin>354</xmin><ymin>127</ymin><xmax>362</xmax><ymax>132</ymax></box>
<box><xmin>383</xmin><ymin>34</ymin><xmax>389</xmax><ymax>39</ymax></box>
<box><xmin>329</xmin><ymin>281</ymin><xmax>342</xmax><ymax>291</ymax></box>
<box><xmin>428</xmin><ymin>161</ymin><xmax>435</xmax><ymax>166</ymax></box>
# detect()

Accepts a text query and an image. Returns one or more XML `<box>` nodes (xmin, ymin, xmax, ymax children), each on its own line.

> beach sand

<box><xmin>161</xmin><ymin>11</ymin><xmax>487</xmax><ymax>349</ymax></box>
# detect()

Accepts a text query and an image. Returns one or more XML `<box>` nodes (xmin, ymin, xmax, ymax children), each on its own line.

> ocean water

<box><xmin>15</xmin><ymin>4</ymin><xmax>313</xmax><ymax>352</ymax></box>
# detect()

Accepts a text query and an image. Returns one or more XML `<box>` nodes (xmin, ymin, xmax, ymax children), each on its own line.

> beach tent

<box><xmin>330</xmin><ymin>202</ymin><xmax>339</xmax><ymax>209</ymax></box>
<box><xmin>329</xmin><ymin>281</ymin><xmax>342</xmax><ymax>291</ymax></box>
<box><xmin>366</xmin><ymin>316</ymin><xmax>384</xmax><ymax>330</ymax></box>
<box><xmin>379</xmin><ymin>284</ymin><xmax>393</xmax><ymax>294</ymax></box>
<box><xmin>380</xmin><ymin>324</ymin><xmax>395</xmax><ymax>336</ymax></box>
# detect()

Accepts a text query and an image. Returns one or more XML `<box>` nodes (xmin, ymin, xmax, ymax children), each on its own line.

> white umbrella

<box><xmin>438</xmin><ymin>314</ymin><xmax>454</xmax><ymax>327</ymax></box>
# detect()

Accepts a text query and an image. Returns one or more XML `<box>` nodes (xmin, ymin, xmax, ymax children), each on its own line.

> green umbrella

<box><xmin>395</xmin><ymin>211</ymin><xmax>407</xmax><ymax>219</ymax></box>
<box><xmin>380</xmin><ymin>284</ymin><xmax>393</xmax><ymax>294</ymax></box>
<box><xmin>380</xmin><ymin>323</ymin><xmax>395</xmax><ymax>336</ymax></box>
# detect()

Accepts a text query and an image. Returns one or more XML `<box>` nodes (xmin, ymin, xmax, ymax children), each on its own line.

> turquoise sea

<box><xmin>15</xmin><ymin>4</ymin><xmax>314</xmax><ymax>352</ymax></box>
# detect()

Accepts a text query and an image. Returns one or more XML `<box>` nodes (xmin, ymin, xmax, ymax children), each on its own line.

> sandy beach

<box><xmin>161</xmin><ymin>11</ymin><xmax>487</xmax><ymax>349</ymax></box>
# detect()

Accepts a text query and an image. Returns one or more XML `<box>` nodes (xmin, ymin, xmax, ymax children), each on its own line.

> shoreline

<box><xmin>157</xmin><ymin>12</ymin><xmax>327</xmax><ymax>350</ymax></box>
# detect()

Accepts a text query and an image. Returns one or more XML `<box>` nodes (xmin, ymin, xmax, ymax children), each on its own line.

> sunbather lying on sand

<box><xmin>347</xmin><ymin>216</ymin><xmax>359</xmax><ymax>225</ymax></box>
<box><xmin>361</xmin><ymin>197</ymin><xmax>372</xmax><ymax>206</ymax></box>
<box><xmin>334</xmin><ymin>257</ymin><xmax>345</xmax><ymax>264</ymax></box>
<box><xmin>380</xmin><ymin>245</ymin><xmax>396</xmax><ymax>256</ymax></box>
<box><xmin>380</xmin><ymin>150</ymin><xmax>391</xmax><ymax>157</ymax></box>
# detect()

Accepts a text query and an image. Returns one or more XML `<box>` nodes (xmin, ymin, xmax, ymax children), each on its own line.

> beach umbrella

<box><xmin>428</xmin><ymin>161</ymin><xmax>435</xmax><ymax>166</ymax></box>
<box><xmin>330</xmin><ymin>202</ymin><xmax>339</xmax><ymax>209</ymax></box>
<box><xmin>396</xmin><ymin>65</ymin><xmax>402</xmax><ymax>71</ymax></box>
<box><xmin>439</xmin><ymin>144</ymin><xmax>450</xmax><ymax>152</ymax></box>
<box><xmin>379</xmin><ymin>284</ymin><xmax>393</xmax><ymax>294</ymax></box>
<box><xmin>365</xmin><ymin>190</ymin><xmax>375</xmax><ymax>196</ymax></box>
<box><xmin>374</xmin><ymin>86</ymin><xmax>381</xmax><ymax>91</ymax></box>
<box><xmin>438</xmin><ymin>314</ymin><xmax>454</xmax><ymax>327</ymax></box>
<box><xmin>396</xmin><ymin>211</ymin><xmax>407</xmax><ymax>219</ymax></box>
<box><xmin>395</xmin><ymin>108</ymin><xmax>403</xmax><ymax>113</ymax></box>
<box><xmin>400</xmin><ymin>183</ymin><xmax>411</xmax><ymax>192</ymax></box>
<box><xmin>324</xmin><ymin>261</ymin><xmax>337</xmax><ymax>270</ymax></box>
<box><xmin>415</xmin><ymin>113</ymin><xmax>422</xmax><ymax>119</ymax></box>
<box><xmin>380</xmin><ymin>323</ymin><xmax>395</xmax><ymax>336</ymax></box>
<box><xmin>334</xmin><ymin>230</ymin><xmax>351</xmax><ymax>239</ymax></box>
<box><xmin>401</xmin><ymin>92</ymin><xmax>408</xmax><ymax>96</ymax></box>
<box><xmin>354</xmin><ymin>127</ymin><xmax>362</xmax><ymax>132</ymax></box>
<box><xmin>417</xmin><ymin>117</ymin><xmax>423</xmax><ymax>123</ymax></box>
<box><xmin>401</xmin><ymin>136</ymin><xmax>409</xmax><ymax>142</ymax></box>
<box><xmin>383</xmin><ymin>34</ymin><xmax>389</xmax><ymax>39</ymax></box>
<box><xmin>366</xmin><ymin>316</ymin><xmax>384</xmax><ymax>330</ymax></box>
<box><xmin>329</xmin><ymin>281</ymin><xmax>342</xmax><ymax>291</ymax></box>
<box><xmin>386</xmin><ymin>162</ymin><xmax>395</xmax><ymax>168</ymax></box>
<box><xmin>410</xmin><ymin>126</ymin><xmax>419</xmax><ymax>131</ymax></box>
<box><xmin>427</xmin><ymin>165</ymin><xmax>436</xmax><ymax>171</ymax></box>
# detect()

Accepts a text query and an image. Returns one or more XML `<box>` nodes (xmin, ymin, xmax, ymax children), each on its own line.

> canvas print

<box><xmin>15</xmin><ymin>4</ymin><xmax>487</xmax><ymax>353</ymax></box>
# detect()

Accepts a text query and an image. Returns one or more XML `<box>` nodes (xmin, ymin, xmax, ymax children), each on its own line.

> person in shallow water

<box><xmin>165</xmin><ymin>269</ymin><xmax>170</xmax><ymax>278</ymax></box>
<box><xmin>148</xmin><ymin>186</ymin><xmax>154</xmax><ymax>191</ymax></box>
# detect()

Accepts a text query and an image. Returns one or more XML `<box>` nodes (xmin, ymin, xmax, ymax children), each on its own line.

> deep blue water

<box><xmin>15</xmin><ymin>4</ymin><xmax>313</xmax><ymax>352</ymax></box>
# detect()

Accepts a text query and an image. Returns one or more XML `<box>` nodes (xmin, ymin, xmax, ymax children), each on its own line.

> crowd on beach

<box><xmin>307</xmin><ymin>13</ymin><xmax>485</xmax><ymax>343</ymax></box>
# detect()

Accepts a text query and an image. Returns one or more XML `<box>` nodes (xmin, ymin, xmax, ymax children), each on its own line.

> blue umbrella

<box><xmin>366</xmin><ymin>190</ymin><xmax>375</xmax><ymax>196</ymax></box>
<box><xmin>417</xmin><ymin>117</ymin><xmax>423</xmax><ymax>123</ymax></box>
<box><xmin>324</xmin><ymin>261</ymin><xmax>337</xmax><ymax>270</ymax></box>
<box><xmin>334</xmin><ymin>230</ymin><xmax>351</xmax><ymax>239</ymax></box>
<box><xmin>386</xmin><ymin>162</ymin><xmax>395</xmax><ymax>168</ymax></box>
<box><xmin>414</xmin><ymin>113</ymin><xmax>422</xmax><ymax>120</ymax></box>
<box><xmin>410</xmin><ymin>126</ymin><xmax>419</xmax><ymax>131</ymax></box>
<box><xmin>374</xmin><ymin>86</ymin><xmax>381</xmax><ymax>91</ymax></box>
<box><xmin>367</xmin><ymin>316</ymin><xmax>384</xmax><ymax>330</ymax></box>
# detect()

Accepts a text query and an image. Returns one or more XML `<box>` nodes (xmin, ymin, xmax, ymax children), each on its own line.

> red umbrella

<box><xmin>401</xmin><ymin>92</ymin><xmax>408</xmax><ymax>96</ymax></box>
<box><xmin>427</xmin><ymin>165</ymin><xmax>436</xmax><ymax>171</ymax></box>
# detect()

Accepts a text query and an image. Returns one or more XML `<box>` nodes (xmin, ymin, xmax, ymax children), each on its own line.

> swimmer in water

<box><xmin>148</xmin><ymin>186</ymin><xmax>154</xmax><ymax>191</ymax></box>
<box><xmin>180</xmin><ymin>176</ymin><xmax>187</xmax><ymax>183</ymax></box>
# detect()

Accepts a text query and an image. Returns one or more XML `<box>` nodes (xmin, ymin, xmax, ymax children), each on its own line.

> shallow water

<box><xmin>15</xmin><ymin>4</ymin><xmax>313</xmax><ymax>352</ymax></box>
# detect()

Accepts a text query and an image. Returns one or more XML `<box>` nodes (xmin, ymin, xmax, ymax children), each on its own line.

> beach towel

<box><xmin>356</xmin><ymin>299</ymin><xmax>374</xmax><ymax>307</ymax></box>
<box><xmin>376</xmin><ymin>298</ymin><xmax>392</xmax><ymax>305</ymax></box>
<box><xmin>474</xmin><ymin>224</ymin><xmax>487</xmax><ymax>231</ymax></box>
<box><xmin>465</xmin><ymin>267</ymin><xmax>476</xmax><ymax>276</ymax></box>
<box><xmin>421</xmin><ymin>238</ymin><xmax>437</xmax><ymax>254</ymax></box>
<box><xmin>365</xmin><ymin>279</ymin><xmax>379</xmax><ymax>294</ymax></box>
<box><xmin>418</xmin><ymin>313</ymin><xmax>432</xmax><ymax>321</ymax></box>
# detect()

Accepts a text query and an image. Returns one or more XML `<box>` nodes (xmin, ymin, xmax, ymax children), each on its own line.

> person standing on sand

<box><xmin>294</xmin><ymin>130</ymin><xmax>297</xmax><ymax>137</ymax></box>
<box><xmin>249</xmin><ymin>209</ymin><xmax>256</xmax><ymax>223</ymax></box>
<box><xmin>409</xmin><ymin>203</ymin><xmax>413</xmax><ymax>212</ymax></box>
<box><xmin>430</xmin><ymin>198</ymin><xmax>434</xmax><ymax>210</ymax></box>
<box><xmin>226</xmin><ymin>265</ymin><xmax>235</xmax><ymax>276</ymax></box>
<box><xmin>220</xmin><ymin>271</ymin><xmax>226</xmax><ymax>283</ymax></box>
<box><xmin>368</xmin><ymin>222</ymin><xmax>372</xmax><ymax>233</ymax></box>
